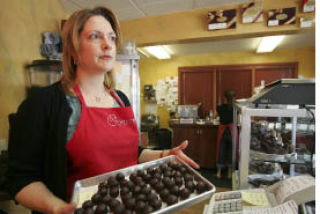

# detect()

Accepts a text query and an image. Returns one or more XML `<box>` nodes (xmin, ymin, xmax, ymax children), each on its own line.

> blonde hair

<box><xmin>61</xmin><ymin>7</ymin><xmax>121</xmax><ymax>95</ymax></box>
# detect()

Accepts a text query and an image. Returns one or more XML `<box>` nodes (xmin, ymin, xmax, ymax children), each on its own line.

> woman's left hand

<box><xmin>168</xmin><ymin>140</ymin><xmax>200</xmax><ymax>169</ymax></box>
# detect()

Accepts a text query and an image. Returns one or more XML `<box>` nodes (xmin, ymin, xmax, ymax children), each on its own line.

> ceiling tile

<box><xmin>133</xmin><ymin>0</ymin><xmax>194</xmax><ymax>16</ymax></box>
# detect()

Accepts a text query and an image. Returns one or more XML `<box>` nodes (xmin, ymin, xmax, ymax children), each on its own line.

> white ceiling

<box><xmin>58</xmin><ymin>0</ymin><xmax>315</xmax><ymax>57</ymax></box>
<box><xmin>59</xmin><ymin>0</ymin><xmax>252</xmax><ymax>21</ymax></box>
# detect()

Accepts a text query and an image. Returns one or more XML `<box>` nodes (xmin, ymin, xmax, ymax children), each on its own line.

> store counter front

<box><xmin>170</xmin><ymin>120</ymin><xmax>219</xmax><ymax>169</ymax></box>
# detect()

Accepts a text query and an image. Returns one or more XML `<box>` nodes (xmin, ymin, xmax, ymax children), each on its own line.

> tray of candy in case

<box><xmin>71</xmin><ymin>155</ymin><xmax>215</xmax><ymax>214</ymax></box>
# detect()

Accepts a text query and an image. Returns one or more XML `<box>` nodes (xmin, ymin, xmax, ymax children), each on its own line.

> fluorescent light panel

<box><xmin>137</xmin><ymin>48</ymin><xmax>151</xmax><ymax>58</ymax></box>
<box><xmin>144</xmin><ymin>46</ymin><xmax>171</xmax><ymax>59</ymax></box>
<box><xmin>256</xmin><ymin>35</ymin><xmax>285</xmax><ymax>53</ymax></box>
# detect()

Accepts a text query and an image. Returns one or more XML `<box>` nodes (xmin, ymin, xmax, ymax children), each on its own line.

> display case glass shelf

<box><xmin>232</xmin><ymin>102</ymin><xmax>315</xmax><ymax>190</ymax></box>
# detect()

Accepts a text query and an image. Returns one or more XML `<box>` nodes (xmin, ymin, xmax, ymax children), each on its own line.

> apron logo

<box><xmin>106</xmin><ymin>114</ymin><xmax>135</xmax><ymax>127</ymax></box>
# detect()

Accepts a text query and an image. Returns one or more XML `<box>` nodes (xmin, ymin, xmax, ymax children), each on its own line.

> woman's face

<box><xmin>77</xmin><ymin>15</ymin><xmax>117</xmax><ymax>73</ymax></box>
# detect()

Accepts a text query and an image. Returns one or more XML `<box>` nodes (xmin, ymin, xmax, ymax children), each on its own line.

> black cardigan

<box><xmin>6</xmin><ymin>82</ymin><xmax>138</xmax><ymax>213</ymax></box>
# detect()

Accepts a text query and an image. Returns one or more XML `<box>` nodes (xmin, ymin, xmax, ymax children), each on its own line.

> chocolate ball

<box><xmin>167</xmin><ymin>162</ymin><xmax>174</xmax><ymax>168</ymax></box>
<box><xmin>91</xmin><ymin>193</ymin><xmax>101</xmax><ymax>204</ymax></box>
<box><xmin>133</xmin><ymin>185</ymin><xmax>141</xmax><ymax>196</ymax></box>
<box><xmin>173</xmin><ymin>171</ymin><xmax>182</xmax><ymax>177</ymax></box>
<box><xmin>136</xmin><ymin>169</ymin><xmax>145</xmax><ymax>177</ymax></box>
<box><xmin>184</xmin><ymin>174</ymin><xmax>193</xmax><ymax>182</ymax></box>
<box><xmin>147</xmin><ymin>167</ymin><xmax>155</xmax><ymax>175</ymax></box>
<box><xmin>185</xmin><ymin>181</ymin><xmax>195</xmax><ymax>193</ymax></box>
<box><xmin>83</xmin><ymin>208</ymin><xmax>94</xmax><ymax>214</ymax></box>
<box><xmin>82</xmin><ymin>200</ymin><xmax>94</xmax><ymax>209</ymax></box>
<box><xmin>142</xmin><ymin>173</ymin><xmax>151</xmax><ymax>182</ymax></box>
<box><xmin>163</xmin><ymin>170</ymin><xmax>172</xmax><ymax>178</ymax></box>
<box><xmin>159</xmin><ymin>163</ymin><xmax>168</xmax><ymax>172</ymax></box>
<box><xmin>160</xmin><ymin>189</ymin><xmax>170</xmax><ymax>200</ymax></box>
<box><xmin>120</xmin><ymin>186</ymin><xmax>130</xmax><ymax>197</ymax></box>
<box><xmin>196</xmin><ymin>181</ymin><xmax>206</xmax><ymax>193</ymax></box>
<box><xmin>98</xmin><ymin>182</ymin><xmax>108</xmax><ymax>190</ymax></box>
<box><xmin>135</xmin><ymin>200</ymin><xmax>147</xmax><ymax>213</ymax></box>
<box><xmin>129</xmin><ymin>172</ymin><xmax>138</xmax><ymax>182</ymax></box>
<box><xmin>133</xmin><ymin>176</ymin><xmax>143</xmax><ymax>184</ymax></box>
<box><xmin>108</xmin><ymin>176</ymin><xmax>119</xmax><ymax>187</ymax></box>
<box><xmin>136</xmin><ymin>180</ymin><xmax>146</xmax><ymax>188</ymax></box>
<box><xmin>109</xmin><ymin>199</ymin><xmax>120</xmax><ymax>210</ymax></box>
<box><xmin>205</xmin><ymin>183</ymin><xmax>212</xmax><ymax>191</ymax></box>
<box><xmin>179</xmin><ymin>166</ymin><xmax>187</xmax><ymax>174</ymax></box>
<box><xmin>154</xmin><ymin>182</ymin><xmax>165</xmax><ymax>192</ymax></box>
<box><xmin>171</xmin><ymin>163</ymin><xmax>179</xmax><ymax>170</ymax></box>
<box><xmin>116</xmin><ymin>172</ymin><xmax>125</xmax><ymax>181</ymax></box>
<box><xmin>74</xmin><ymin>208</ymin><xmax>84</xmax><ymax>214</ymax></box>
<box><xmin>110</xmin><ymin>187</ymin><xmax>119</xmax><ymax>198</ymax></box>
<box><xmin>112</xmin><ymin>203</ymin><xmax>126</xmax><ymax>214</ymax></box>
<box><xmin>141</xmin><ymin>186</ymin><xmax>151</xmax><ymax>195</ymax></box>
<box><xmin>120</xmin><ymin>179</ymin><xmax>129</xmax><ymax>187</ymax></box>
<box><xmin>175</xmin><ymin>177</ymin><xmax>183</xmax><ymax>187</ymax></box>
<box><xmin>154</xmin><ymin>168</ymin><xmax>162</xmax><ymax>174</ymax></box>
<box><xmin>166</xmin><ymin>194</ymin><xmax>178</xmax><ymax>205</ymax></box>
<box><xmin>152</xmin><ymin>172</ymin><xmax>162</xmax><ymax>179</ymax></box>
<box><xmin>165</xmin><ymin>180</ymin><xmax>175</xmax><ymax>188</ymax></box>
<box><xmin>150</xmin><ymin>198</ymin><xmax>162</xmax><ymax>210</ymax></box>
<box><xmin>124</xmin><ymin>197</ymin><xmax>135</xmax><ymax>210</ymax></box>
<box><xmin>162</xmin><ymin>177</ymin><xmax>171</xmax><ymax>186</ymax></box>
<box><xmin>147</xmin><ymin>192</ymin><xmax>158</xmax><ymax>202</ymax></box>
<box><xmin>136</xmin><ymin>194</ymin><xmax>147</xmax><ymax>202</ymax></box>
<box><xmin>149</xmin><ymin>178</ymin><xmax>159</xmax><ymax>187</ymax></box>
<box><xmin>123</xmin><ymin>210</ymin><xmax>133</xmax><ymax>214</ymax></box>
<box><xmin>100</xmin><ymin>194</ymin><xmax>112</xmax><ymax>205</ymax></box>
<box><xmin>126</xmin><ymin>181</ymin><xmax>134</xmax><ymax>191</ymax></box>
<box><xmin>121</xmin><ymin>192</ymin><xmax>133</xmax><ymax>202</ymax></box>
<box><xmin>94</xmin><ymin>203</ymin><xmax>108</xmax><ymax>214</ymax></box>
<box><xmin>170</xmin><ymin>185</ymin><xmax>180</xmax><ymax>196</ymax></box>
<box><xmin>142</xmin><ymin>205</ymin><xmax>153</xmax><ymax>214</ymax></box>
<box><xmin>179</xmin><ymin>188</ymin><xmax>190</xmax><ymax>200</ymax></box>
<box><xmin>98</xmin><ymin>187</ymin><xmax>108</xmax><ymax>196</ymax></box>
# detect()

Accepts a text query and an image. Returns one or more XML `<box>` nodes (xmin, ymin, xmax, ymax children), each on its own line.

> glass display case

<box><xmin>232</xmin><ymin>102</ymin><xmax>315</xmax><ymax>190</ymax></box>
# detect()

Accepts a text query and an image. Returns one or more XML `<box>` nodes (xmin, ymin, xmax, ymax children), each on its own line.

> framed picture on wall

<box><xmin>241</xmin><ymin>1</ymin><xmax>264</xmax><ymax>24</ymax></box>
<box><xmin>302</xmin><ymin>0</ymin><xmax>315</xmax><ymax>13</ymax></box>
<box><xmin>208</xmin><ymin>9</ymin><xmax>237</xmax><ymax>30</ymax></box>
<box><xmin>267</xmin><ymin>7</ymin><xmax>296</xmax><ymax>27</ymax></box>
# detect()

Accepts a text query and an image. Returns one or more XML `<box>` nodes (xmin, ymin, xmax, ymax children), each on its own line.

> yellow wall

<box><xmin>0</xmin><ymin>0</ymin><xmax>68</xmax><ymax>141</ymax></box>
<box><xmin>121</xmin><ymin>0</ymin><xmax>313</xmax><ymax>46</ymax></box>
<box><xmin>140</xmin><ymin>47</ymin><xmax>315</xmax><ymax>128</ymax></box>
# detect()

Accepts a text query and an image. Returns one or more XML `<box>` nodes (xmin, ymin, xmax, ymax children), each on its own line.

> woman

<box><xmin>6</xmin><ymin>7</ymin><xmax>198</xmax><ymax>214</ymax></box>
<box><xmin>216</xmin><ymin>89</ymin><xmax>235</xmax><ymax>179</ymax></box>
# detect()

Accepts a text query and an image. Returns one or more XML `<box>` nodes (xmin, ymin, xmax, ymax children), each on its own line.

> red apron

<box><xmin>66</xmin><ymin>85</ymin><xmax>138</xmax><ymax>199</ymax></box>
<box><xmin>216</xmin><ymin>124</ymin><xmax>239</xmax><ymax>164</ymax></box>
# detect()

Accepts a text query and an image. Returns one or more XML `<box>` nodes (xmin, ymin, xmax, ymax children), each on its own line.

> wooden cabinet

<box><xmin>216</xmin><ymin>68</ymin><xmax>252</xmax><ymax>105</ymax></box>
<box><xmin>172</xmin><ymin>124</ymin><xmax>217</xmax><ymax>169</ymax></box>
<box><xmin>179</xmin><ymin>62</ymin><xmax>298</xmax><ymax>115</ymax></box>
<box><xmin>179</xmin><ymin>70</ymin><xmax>214</xmax><ymax>118</ymax></box>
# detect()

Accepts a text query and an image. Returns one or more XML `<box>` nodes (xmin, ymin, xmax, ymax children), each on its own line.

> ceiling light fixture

<box><xmin>144</xmin><ymin>46</ymin><xmax>171</xmax><ymax>59</ymax></box>
<box><xmin>256</xmin><ymin>35</ymin><xmax>285</xmax><ymax>53</ymax></box>
<box><xmin>137</xmin><ymin>48</ymin><xmax>151</xmax><ymax>58</ymax></box>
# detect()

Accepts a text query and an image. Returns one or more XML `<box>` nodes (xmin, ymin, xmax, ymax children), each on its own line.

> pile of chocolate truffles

<box><xmin>74</xmin><ymin>162</ymin><xmax>212</xmax><ymax>214</ymax></box>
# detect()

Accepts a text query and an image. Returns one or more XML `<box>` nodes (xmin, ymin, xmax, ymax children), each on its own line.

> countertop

<box><xmin>169</xmin><ymin>119</ymin><xmax>220</xmax><ymax>128</ymax></box>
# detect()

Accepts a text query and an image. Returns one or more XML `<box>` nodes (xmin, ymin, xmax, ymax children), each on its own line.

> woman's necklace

<box><xmin>79</xmin><ymin>85</ymin><xmax>109</xmax><ymax>103</ymax></box>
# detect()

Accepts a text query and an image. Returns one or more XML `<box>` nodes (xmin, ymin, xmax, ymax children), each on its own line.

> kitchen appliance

<box><xmin>177</xmin><ymin>105</ymin><xmax>199</xmax><ymax>118</ymax></box>
<box><xmin>248</xmin><ymin>79</ymin><xmax>315</xmax><ymax>106</ymax></box>
<box><xmin>25</xmin><ymin>59</ymin><xmax>62</xmax><ymax>97</ymax></box>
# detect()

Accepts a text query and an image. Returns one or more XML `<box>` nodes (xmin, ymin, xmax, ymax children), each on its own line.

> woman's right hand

<box><xmin>53</xmin><ymin>203</ymin><xmax>77</xmax><ymax>214</ymax></box>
